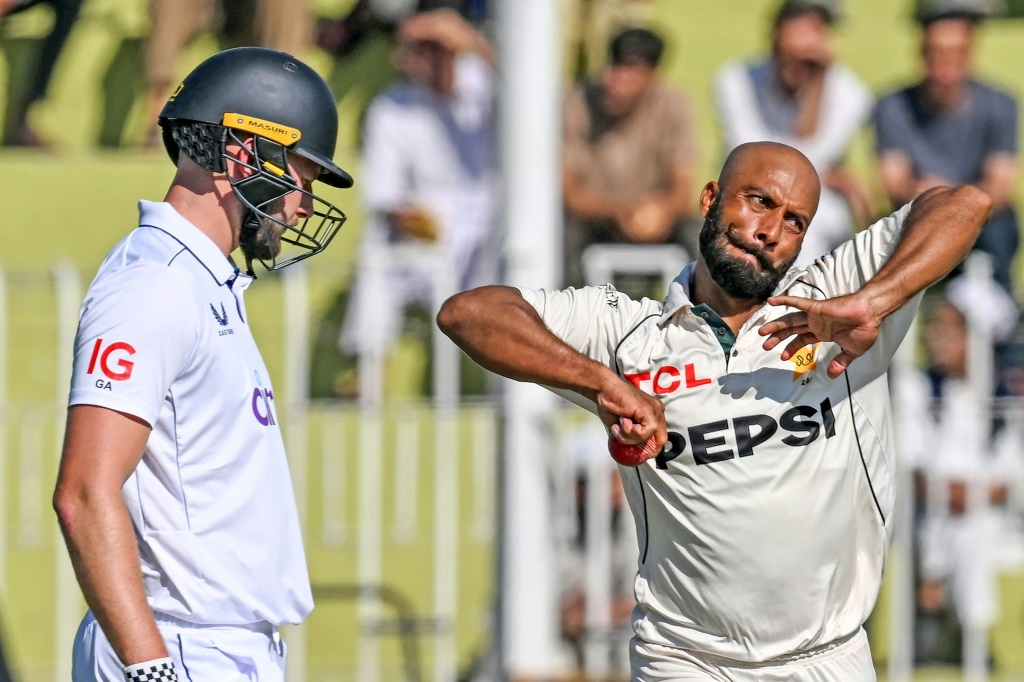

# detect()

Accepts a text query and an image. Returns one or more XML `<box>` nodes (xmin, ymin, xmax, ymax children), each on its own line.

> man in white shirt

<box><xmin>438</xmin><ymin>141</ymin><xmax>991</xmax><ymax>680</ymax></box>
<box><xmin>53</xmin><ymin>47</ymin><xmax>353</xmax><ymax>682</ymax></box>
<box><xmin>715</xmin><ymin>0</ymin><xmax>874</xmax><ymax>265</ymax></box>
<box><xmin>339</xmin><ymin>9</ymin><xmax>497</xmax><ymax>374</ymax></box>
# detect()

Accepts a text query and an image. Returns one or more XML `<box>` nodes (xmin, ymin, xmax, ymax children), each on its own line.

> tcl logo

<box><xmin>86</xmin><ymin>339</ymin><xmax>136</xmax><ymax>382</ymax></box>
<box><xmin>625</xmin><ymin>364</ymin><xmax>712</xmax><ymax>395</ymax></box>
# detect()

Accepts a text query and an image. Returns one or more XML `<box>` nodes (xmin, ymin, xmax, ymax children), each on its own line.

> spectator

<box><xmin>562</xmin><ymin>27</ymin><xmax>697</xmax><ymax>295</ymax></box>
<box><xmin>874</xmin><ymin>4</ymin><xmax>1018</xmax><ymax>291</ymax></box>
<box><xmin>714</xmin><ymin>0</ymin><xmax>874</xmax><ymax>266</ymax></box>
<box><xmin>562</xmin><ymin>0</ymin><xmax>654</xmax><ymax>78</ymax></box>
<box><xmin>144</xmin><ymin>0</ymin><xmax>313</xmax><ymax>146</ymax></box>
<box><xmin>896</xmin><ymin>275</ymin><xmax>1024</xmax><ymax>659</ymax></box>
<box><xmin>337</xmin><ymin>8</ymin><xmax>497</xmax><ymax>395</ymax></box>
<box><xmin>0</xmin><ymin>0</ymin><xmax>84</xmax><ymax>147</ymax></box>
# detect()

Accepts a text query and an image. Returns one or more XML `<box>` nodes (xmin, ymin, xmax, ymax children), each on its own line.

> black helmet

<box><xmin>158</xmin><ymin>47</ymin><xmax>353</xmax><ymax>273</ymax></box>
<box><xmin>159</xmin><ymin>46</ymin><xmax>352</xmax><ymax>188</ymax></box>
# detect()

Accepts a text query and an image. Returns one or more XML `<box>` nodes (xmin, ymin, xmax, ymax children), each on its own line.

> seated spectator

<box><xmin>897</xmin><ymin>275</ymin><xmax>1024</xmax><ymax>660</ymax></box>
<box><xmin>0</xmin><ymin>0</ymin><xmax>84</xmax><ymax>147</ymax></box>
<box><xmin>562</xmin><ymin>27</ymin><xmax>697</xmax><ymax>295</ymax></box>
<box><xmin>562</xmin><ymin>0</ymin><xmax>654</xmax><ymax>79</ymax></box>
<box><xmin>714</xmin><ymin>0</ymin><xmax>873</xmax><ymax>265</ymax></box>
<box><xmin>874</xmin><ymin>4</ymin><xmax>1019</xmax><ymax>291</ymax></box>
<box><xmin>336</xmin><ymin>8</ymin><xmax>497</xmax><ymax>395</ymax></box>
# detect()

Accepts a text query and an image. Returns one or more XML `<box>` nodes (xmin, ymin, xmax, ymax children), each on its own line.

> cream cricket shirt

<box><xmin>521</xmin><ymin>203</ymin><xmax>916</xmax><ymax>662</ymax></box>
<box><xmin>67</xmin><ymin>201</ymin><xmax>313</xmax><ymax>626</ymax></box>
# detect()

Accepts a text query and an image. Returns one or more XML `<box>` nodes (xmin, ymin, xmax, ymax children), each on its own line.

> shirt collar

<box><xmin>137</xmin><ymin>200</ymin><xmax>242</xmax><ymax>286</ymax></box>
<box><xmin>658</xmin><ymin>261</ymin><xmax>808</xmax><ymax>325</ymax></box>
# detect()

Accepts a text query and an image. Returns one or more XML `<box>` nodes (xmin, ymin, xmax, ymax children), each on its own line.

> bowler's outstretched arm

<box><xmin>437</xmin><ymin>285</ymin><xmax>667</xmax><ymax>447</ymax></box>
<box><xmin>760</xmin><ymin>185</ymin><xmax>992</xmax><ymax>376</ymax></box>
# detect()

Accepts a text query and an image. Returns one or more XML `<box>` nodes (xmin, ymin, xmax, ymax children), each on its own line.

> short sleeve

<box><xmin>659</xmin><ymin>87</ymin><xmax>697</xmax><ymax>167</ymax></box>
<box><xmin>563</xmin><ymin>86</ymin><xmax>592</xmax><ymax>174</ymax></box>
<box><xmin>873</xmin><ymin>91</ymin><xmax>908</xmax><ymax>156</ymax></box>
<box><xmin>800</xmin><ymin>202</ymin><xmax>921</xmax><ymax>380</ymax></box>
<box><xmin>517</xmin><ymin>284</ymin><xmax>654</xmax><ymax>369</ymax></box>
<box><xmin>360</xmin><ymin>96</ymin><xmax>410</xmax><ymax>213</ymax></box>
<box><xmin>986</xmin><ymin>90</ymin><xmax>1017</xmax><ymax>156</ymax></box>
<box><xmin>805</xmin><ymin>202</ymin><xmax>913</xmax><ymax>296</ymax></box>
<box><xmin>68</xmin><ymin>265</ymin><xmax>199</xmax><ymax>426</ymax></box>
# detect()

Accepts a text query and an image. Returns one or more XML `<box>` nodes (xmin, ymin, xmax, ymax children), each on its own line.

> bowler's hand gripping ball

<box><xmin>608</xmin><ymin>435</ymin><xmax>661</xmax><ymax>467</ymax></box>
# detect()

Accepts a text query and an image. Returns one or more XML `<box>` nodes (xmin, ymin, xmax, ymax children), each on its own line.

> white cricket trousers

<box><xmin>630</xmin><ymin>628</ymin><xmax>876</xmax><ymax>681</ymax></box>
<box><xmin>72</xmin><ymin>611</ymin><xmax>288</xmax><ymax>681</ymax></box>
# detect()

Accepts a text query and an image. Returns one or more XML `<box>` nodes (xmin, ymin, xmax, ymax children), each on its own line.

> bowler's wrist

<box><xmin>857</xmin><ymin>283</ymin><xmax>899</xmax><ymax>325</ymax></box>
<box><xmin>578</xmin><ymin>363</ymin><xmax>622</xmax><ymax>404</ymax></box>
<box><xmin>123</xmin><ymin>657</ymin><xmax>179</xmax><ymax>681</ymax></box>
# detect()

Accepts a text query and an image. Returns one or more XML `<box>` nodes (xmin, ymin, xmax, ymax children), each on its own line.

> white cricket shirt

<box><xmin>67</xmin><ymin>201</ymin><xmax>313</xmax><ymax>626</ymax></box>
<box><xmin>521</xmin><ymin>203</ymin><xmax>916</xmax><ymax>661</ymax></box>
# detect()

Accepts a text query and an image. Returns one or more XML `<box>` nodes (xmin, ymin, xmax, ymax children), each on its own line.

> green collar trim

<box><xmin>692</xmin><ymin>303</ymin><xmax>737</xmax><ymax>356</ymax></box>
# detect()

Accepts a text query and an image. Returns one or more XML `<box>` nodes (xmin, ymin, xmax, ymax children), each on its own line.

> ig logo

<box><xmin>251</xmin><ymin>371</ymin><xmax>276</xmax><ymax>426</ymax></box>
<box><xmin>86</xmin><ymin>338</ymin><xmax>136</xmax><ymax>390</ymax></box>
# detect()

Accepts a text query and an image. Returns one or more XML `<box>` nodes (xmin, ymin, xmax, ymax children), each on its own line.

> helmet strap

<box><xmin>240</xmin><ymin>210</ymin><xmax>261</xmax><ymax>279</ymax></box>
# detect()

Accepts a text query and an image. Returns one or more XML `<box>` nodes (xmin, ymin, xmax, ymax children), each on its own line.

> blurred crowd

<box><xmin>4</xmin><ymin>0</ymin><xmax>1024</xmax><ymax>676</ymax></box>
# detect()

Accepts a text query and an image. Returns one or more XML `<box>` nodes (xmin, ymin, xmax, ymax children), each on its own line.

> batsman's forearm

<box><xmin>437</xmin><ymin>286</ymin><xmax>617</xmax><ymax>401</ymax></box>
<box><xmin>864</xmin><ymin>185</ymin><xmax>992</xmax><ymax>319</ymax></box>
<box><xmin>54</xmin><ymin>486</ymin><xmax>168</xmax><ymax>665</ymax></box>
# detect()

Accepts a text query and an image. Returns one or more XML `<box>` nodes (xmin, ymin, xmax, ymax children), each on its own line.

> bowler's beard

<box><xmin>698</xmin><ymin>199</ymin><xmax>797</xmax><ymax>301</ymax></box>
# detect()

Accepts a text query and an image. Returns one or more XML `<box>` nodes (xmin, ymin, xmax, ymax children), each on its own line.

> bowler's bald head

<box><xmin>719</xmin><ymin>142</ymin><xmax>820</xmax><ymax>203</ymax></box>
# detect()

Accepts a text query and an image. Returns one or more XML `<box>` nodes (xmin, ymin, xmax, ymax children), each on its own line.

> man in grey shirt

<box><xmin>874</xmin><ymin>8</ymin><xmax>1018</xmax><ymax>291</ymax></box>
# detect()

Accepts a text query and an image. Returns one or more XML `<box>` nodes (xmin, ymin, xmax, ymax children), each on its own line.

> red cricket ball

<box><xmin>608</xmin><ymin>435</ymin><xmax>660</xmax><ymax>467</ymax></box>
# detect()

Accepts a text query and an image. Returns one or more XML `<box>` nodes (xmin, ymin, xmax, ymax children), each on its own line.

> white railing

<box><xmin>582</xmin><ymin>243</ymin><xmax>689</xmax><ymax>294</ymax></box>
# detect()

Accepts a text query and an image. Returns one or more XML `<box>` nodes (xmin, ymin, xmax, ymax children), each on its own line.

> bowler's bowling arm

<box><xmin>437</xmin><ymin>285</ymin><xmax>666</xmax><ymax>446</ymax></box>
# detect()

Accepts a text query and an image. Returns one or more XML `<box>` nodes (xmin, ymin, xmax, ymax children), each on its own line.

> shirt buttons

<box><xmin>717</xmin><ymin>328</ymin><xmax>725</xmax><ymax>335</ymax></box>
<box><xmin>732</xmin><ymin>349</ymin><xmax>738</xmax><ymax>357</ymax></box>
<box><xmin>699</xmin><ymin>311</ymin><xmax>709</xmax><ymax>319</ymax></box>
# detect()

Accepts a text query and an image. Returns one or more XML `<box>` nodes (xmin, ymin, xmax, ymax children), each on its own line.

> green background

<box><xmin>5</xmin><ymin>0</ymin><xmax>1024</xmax><ymax>679</ymax></box>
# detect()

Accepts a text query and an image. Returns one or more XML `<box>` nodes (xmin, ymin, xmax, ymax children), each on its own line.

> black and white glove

<box><xmin>123</xmin><ymin>658</ymin><xmax>179</xmax><ymax>682</ymax></box>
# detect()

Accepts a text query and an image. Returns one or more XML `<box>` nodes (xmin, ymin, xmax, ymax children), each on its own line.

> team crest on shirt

<box><xmin>210</xmin><ymin>302</ymin><xmax>234</xmax><ymax>336</ymax></box>
<box><xmin>789</xmin><ymin>343</ymin><xmax>819</xmax><ymax>381</ymax></box>
<box><xmin>211</xmin><ymin>303</ymin><xmax>229</xmax><ymax>326</ymax></box>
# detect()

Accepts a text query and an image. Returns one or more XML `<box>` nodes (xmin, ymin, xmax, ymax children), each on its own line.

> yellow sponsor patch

<box><xmin>789</xmin><ymin>343</ymin><xmax>818</xmax><ymax>380</ymax></box>
<box><xmin>168</xmin><ymin>81</ymin><xmax>185</xmax><ymax>102</ymax></box>
<box><xmin>222</xmin><ymin>113</ymin><xmax>301</xmax><ymax>146</ymax></box>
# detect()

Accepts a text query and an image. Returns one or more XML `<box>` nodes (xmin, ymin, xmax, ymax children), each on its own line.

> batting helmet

<box><xmin>158</xmin><ymin>47</ymin><xmax>353</xmax><ymax>272</ymax></box>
